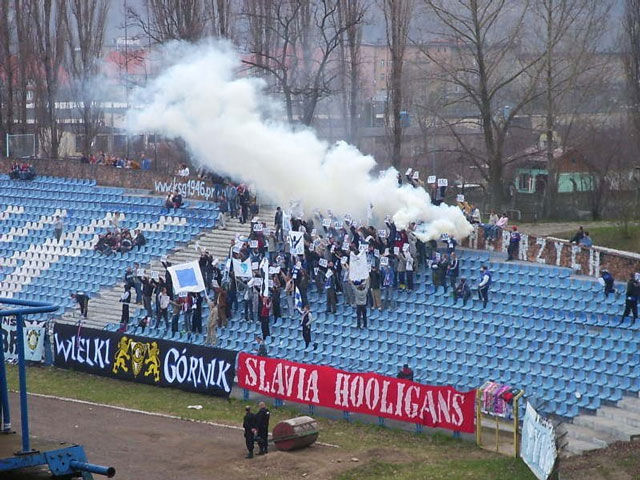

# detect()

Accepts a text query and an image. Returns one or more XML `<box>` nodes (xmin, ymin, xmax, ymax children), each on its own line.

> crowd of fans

<box><xmin>94</xmin><ymin>213</ymin><xmax>147</xmax><ymax>256</ymax></box>
<box><xmin>81</xmin><ymin>152</ymin><xmax>152</xmax><ymax>170</ymax></box>
<box><xmin>9</xmin><ymin>162</ymin><xmax>36</xmax><ymax>180</ymax></box>
<box><xmin>112</xmin><ymin>203</ymin><xmax>506</xmax><ymax>354</ymax></box>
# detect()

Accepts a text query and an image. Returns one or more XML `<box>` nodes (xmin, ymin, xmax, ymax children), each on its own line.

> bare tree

<box><xmin>419</xmin><ymin>0</ymin><xmax>549</xmax><ymax>209</ymax></box>
<box><xmin>535</xmin><ymin>0</ymin><xmax>612</xmax><ymax>217</ymax></box>
<box><xmin>14</xmin><ymin>0</ymin><xmax>32</xmax><ymax>133</ymax></box>
<box><xmin>623</xmin><ymin>0</ymin><xmax>640</xmax><ymax>148</ymax></box>
<box><xmin>243</xmin><ymin>0</ymin><xmax>365</xmax><ymax>126</ymax></box>
<box><xmin>129</xmin><ymin>0</ymin><xmax>208</xmax><ymax>43</ymax></box>
<box><xmin>30</xmin><ymin>0</ymin><xmax>67</xmax><ymax>159</ymax></box>
<box><xmin>337</xmin><ymin>0</ymin><xmax>368</xmax><ymax>145</ymax></box>
<box><xmin>381</xmin><ymin>0</ymin><xmax>414</xmax><ymax>168</ymax></box>
<box><xmin>65</xmin><ymin>0</ymin><xmax>110</xmax><ymax>157</ymax></box>
<box><xmin>0</xmin><ymin>2</ymin><xmax>15</xmax><ymax>153</ymax></box>
<box><xmin>208</xmin><ymin>0</ymin><xmax>233</xmax><ymax>37</ymax></box>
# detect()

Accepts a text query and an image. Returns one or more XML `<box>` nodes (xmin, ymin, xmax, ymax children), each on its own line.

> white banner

<box><xmin>349</xmin><ymin>251</ymin><xmax>370</xmax><ymax>281</ymax></box>
<box><xmin>232</xmin><ymin>258</ymin><xmax>253</xmax><ymax>279</ymax></box>
<box><xmin>521</xmin><ymin>402</ymin><xmax>557</xmax><ymax>480</ymax></box>
<box><xmin>167</xmin><ymin>261</ymin><xmax>206</xmax><ymax>294</ymax></box>
<box><xmin>260</xmin><ymin>257</ymin><xmax>270</xmax><ymax>297</ymax></box>
<box><xmin>2</xmin><ymin>318</ymin><xmax>46</xmax><ymax>363</ymax></box>
<box><xmin>289</xmin><ymin>231</ymin><xmax>305</xmax><ymax>255</ymax></box>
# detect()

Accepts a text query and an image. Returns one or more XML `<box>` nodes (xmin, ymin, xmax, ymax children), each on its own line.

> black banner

<box><xmin>53</xmin><ymin>324</ymin><xmax>237</xmax><ymax>397</ymax></box>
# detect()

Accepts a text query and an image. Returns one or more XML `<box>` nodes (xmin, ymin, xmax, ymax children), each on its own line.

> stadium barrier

<box><xmin>53</xmin><ymin>324</ymin><xmax>237</xmax><ymax>397</ymax></box>
<box><xmin>464</xmin><ymin>225</ymin><xmax>640</xmax><ymax>280</ymax></box>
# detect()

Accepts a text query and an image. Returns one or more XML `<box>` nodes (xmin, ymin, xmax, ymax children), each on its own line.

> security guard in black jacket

<box><xmin>255</xmin><ymin>401</ymin><xmax>271</xmax><ymax>455</ymax></box>
<box><xmin>243</xmin><ymin>406</ymin><xmax>256</xmax><ymax>458</ymax></box>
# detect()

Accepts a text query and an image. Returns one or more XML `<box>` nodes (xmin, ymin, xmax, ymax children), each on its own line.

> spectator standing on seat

<box><xmin>405</xmin><ymin>250</ymin><xmax>414</xmax><ymax>291</ymax></box>
<box><xmin>274</xmin><ymin>207</ymin><xmax>283</xmax><ymax>241</ymax></box>
<box><xmin>53</xmin><ymin>216</ymin><xmax>64</xmax><ymax>242</ymax></box>
<box><xmin>243</xmin><ymin>406</ymin><xmax>257</xmax><ymax>459</ymax></box>
<box><xmin>478</xmin><ymin>265</ymin><xmax>492</xmax><ymax>309</ymax></box>
<box><xmin>119</xmin><ymin>286</ymin><xmax>131</xmax><ymax>331</ymax></box>
<box><xmin>259</xmin><ymin>295</ymin><xmax>271</xmax><ymax>339</ymax></box>
<box><xmin>70</xmin><ymin>292</ymin><xmax>89</xmax><ymax>318</ymax></box>
<box><xmin>216</xmin><ymin>286</ymin><xmax>229</xmax><ymax>328</ymax></box>
<box><xmin>507</xmin><ymin>226</ymin><xmax>521</xmax><ymax>261</ymax></box>
<box><xmin>133</xmin><ymin>230</ymin><xmax>147</xmax><ymax>250</ymax></box>
<box><xmin>601</xmin><ymin>269</ymin><xmax>615</xmax><ymax>297</ymax></box>
<box><xmin>325</xmin><ymin>268</ymin><xmax>337</xmax><ymax>314</ymax></box>
<box><xmin>206</xmin><ymin>298</ymin><xmax>218</xmax><ymax>345</ymax></box>
<box><xmin>454</xmin><ymin>277</ymin><xmax>471</xmax><ymax>306</ymax></box>
<box><xmin>381</xmin><ymin>259</ymin><xmax>395</xmax><ymax>310</ymax></box>
<box><xmin>141</xmin><ymin>275</ymin><xmax>154</xmax><ymax>318</ymax></box>
<box><xmin>300</xmin><ymin>304</ymin><xmax>316</xmax><ymax>350</ymax></box>
<box><xmin>192</xmin><ymin>292</ymin><xmax>203</xmax><ymax>334</ymax></box>
<box><xmin>158</xmin><ymin>287</ymin><xmax>170</xmax><ymax>328</ymax></box>
<box><xmin>397</xmin><ymin>364</ymin><xmax>414</xmax><ymax>381</ymax></box>
<box><xmin>620</xmin><ymin>274</ymin><xmax>639</xmax><ymax>324</ymax></box>
<box><xmin>438</xmin><ymin>254</ymin><xmax>450</xmax><ymax>292</ymax></box>
<box><xmin>447</xmin><ymin>252</ymin><xmax>460</xmax><ymax>291</ymax></box>
<box><xmin>353</xmin><ymin>278</ymin><xmax>370</xmax><ymax>328</ymax></box>
<box><xmin>255</xmin><ymin>402</ymin><xmax>270</xmax><ymax>455</ymax></box>
<box><xmin>169</xmin><ymin>297</ymin><xmax>181</xmax><ymax>333</ymax></box>
<box><xmin>369</xmin><ymin>265</ymin><xmax>382</xmax><ymax>310</ymax></box>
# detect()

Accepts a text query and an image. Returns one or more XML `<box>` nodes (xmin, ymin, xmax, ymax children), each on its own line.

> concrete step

<box><xmin>557</xmin><ymin>422</ymin><xmax>613</xmax><ymax>447</ymax></box>
<box><xmin>562</xmin><ymin>438</ymin><xmax>605</xmax><ymax>457</ymax></box>
<box><xmin>598</xmin><ymin>405</ymin><xmax>640</xmax><ymax>429</ymax></box>
<box><xmin>573</xmin><ymin>414</ymin><xmax>640</xmax><ymax>441</ymax></box>
<box><xmin>618</xmin><ymin>396</ymin><xmax>640</xmax><ymax>415</ymax></box>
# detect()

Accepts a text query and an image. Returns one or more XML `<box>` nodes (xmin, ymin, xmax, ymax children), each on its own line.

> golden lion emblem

<box><xmin>144</xmin><ymin>342</ymin><xmax>161</xmax><ymax>383</ymax></box>
<box><xmin>112</xmin><ymin>336</ymin><xmax>132</xmax><ymax>374</ymax></box>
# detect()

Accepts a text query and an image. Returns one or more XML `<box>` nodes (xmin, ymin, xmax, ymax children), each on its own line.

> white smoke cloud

<box><xmin>126</xmin><ymin>41</ymin><xmax>472</xmax><ymax>241</ymax></box>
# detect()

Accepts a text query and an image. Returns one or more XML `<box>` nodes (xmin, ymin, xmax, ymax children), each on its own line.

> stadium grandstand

<box><xmin>1</xmin><ymin>170</ymin><xmax>639</xmax><ymax>459</ymax></box>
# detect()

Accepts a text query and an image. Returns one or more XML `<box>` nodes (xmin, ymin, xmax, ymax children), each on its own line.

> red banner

<box><xmin>237</xmin><ymin>353</ymin><xmax>476</xmax><ymax>433</ymax></box>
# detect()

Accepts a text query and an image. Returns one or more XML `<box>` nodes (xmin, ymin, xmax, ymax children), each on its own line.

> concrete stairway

<box><xmin>559</xmin><ymin>395</ymin><xmax>640</xmax><ymax>456</ymax></box>
<box><xmin>56</xmin><ymin>205</ymin><xmax>278</xmax><ymax>330</ymax></box>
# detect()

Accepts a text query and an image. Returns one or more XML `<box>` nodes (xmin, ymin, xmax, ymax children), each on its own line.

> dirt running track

<box><xmin>5</xmin><ymin>393</ymin><xmax>355</xmax><ymax>480</ymax></box>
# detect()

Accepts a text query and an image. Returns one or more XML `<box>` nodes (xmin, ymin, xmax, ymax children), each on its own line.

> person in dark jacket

<box><xmin>274</xmin><ymin>206</ymin><xmax>283</xmax><ymax>241</ymax></box>
<box><xmin>620</xmin><ymin>274</ymin><xmax>639</xmax><ymax>324</ymax></box>
<box><xmin>243</xmin><ymin>406</ymin><xmax>257</xmax><ymax>458</ymax></box>
<box><xmin>397</xmin><ymin>364</ymin><xmax>414</xmax><ymax>381</ymax></box>
<box><xmin>601</xmin><ymin>269</ymin><xmax>615</xmax><ymax>297</ymax></box>
<box><xmin>447</xmin><ymin>252</ymin><xmax>460</xmax><ymax>291</ymax></box>
<box><xmin>301</xmin><ymin>304</ymin><xmax>316</xmax><ymax>350</ymax></box>
<box><xmin>255</xmin><ymin>402</ymin><xmax>270</xmax><ymax>455</ymax></box>
<box><xmin>507</xmin><ymin>226</ymin><xmax>521</xmax><ymax>261</ymax></box>
<box><xmin>70</xmin><ymin>292</ymin><xmax>89</xmax><ymax>318</ymax></box>
<box><xmin>133</xmin><ymin>230</ymin><xmax>147</xmax><ymax>250</ymax></box>
<box><xmin>454</xmin><ymin>277</ymin><xmax>471</xmax><ymax>306</ymax></box>
<box><xmin>192</xmin><ymin>292</ymin><xmax>203</xmax><ymax>334</ymax></box>
<box><xmin>119</xmin><ymin>286</ymin><xmax>131</xmax><ymax>331</ymax></box>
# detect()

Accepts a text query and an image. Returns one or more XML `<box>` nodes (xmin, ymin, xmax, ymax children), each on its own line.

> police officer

<box><xmin>255</xmin><ymin>401</ymin><xmax>270</xmax><ymax>455</ymax></box>
<box><xmin>243</xmin><ymin>406</ymin><xmax>256</xmax><ymax>458</ymax></box>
